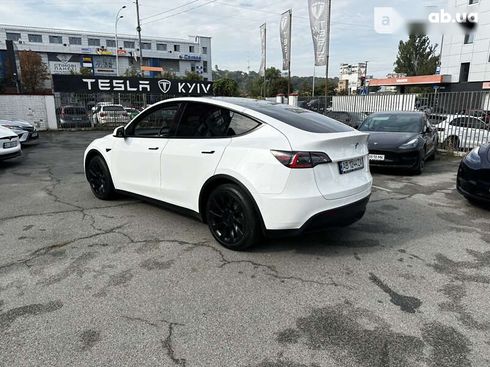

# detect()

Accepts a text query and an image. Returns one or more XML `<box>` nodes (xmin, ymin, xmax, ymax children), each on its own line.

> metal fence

<box><xmin>299</xmin><ymin>91</ymin><xmax>490</xmax><ymax>151</ymax></box>
<box><xmin>54</xmin><ymin>92</ymin><xmax>176</xmax><ymax>129</ymax></box>
<box><xmin>53</xmin><ymin>90</ymin><xmax>490</xmax><ymax>151</ymax></box>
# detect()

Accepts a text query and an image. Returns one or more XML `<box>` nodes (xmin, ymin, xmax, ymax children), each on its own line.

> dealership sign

<box><xmin>52</xmin><ymin>75</ymin><xmax>213</xmax><ymax>95</ymax></box>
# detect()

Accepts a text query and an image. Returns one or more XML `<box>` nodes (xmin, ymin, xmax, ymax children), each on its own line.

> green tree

<box><xmin>160</xmin><ymin>71</ymin><xmax>176</xmax><ymax>79</ymax></box>
<box><xmin>213</xmin><ymin>78</ymin><xmax>239</xmax><ymax>96</ymax></box>
<box><xmin>184</xmin><ymin>71</ymin><xmax>203</xmax><ymax>81</ymax></box>
<box><xmin>123</xmin><ymin>66</ymin><xmax>139</xmax><ymax>77</ymax></box>
<box><xmin>394</xmin><ymin>34</ymin><xmax>439</xmax><ymax>76</ymax></box>
<box><xmin>18</xmin><ymin>51</ymin><xmax>50</xmax><ymax>93</ymax></box>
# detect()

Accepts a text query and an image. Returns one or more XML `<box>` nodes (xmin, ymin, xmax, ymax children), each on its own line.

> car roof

<box><xmin>369</xmin><ymin>111</ymin><xmax>425</xmax><ymax>116</ymax></box>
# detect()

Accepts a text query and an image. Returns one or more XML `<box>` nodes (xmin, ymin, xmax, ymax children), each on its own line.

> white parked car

<box><xmin>436</xmin><ymin>115</ymin><xmax>490</xmax><ymax>149</ymax></box>
<box><xmin>0</xmin><ymin>125</ymin><xmax>21</xmax><ymax>161</ymax></box>
<box><xmin>0</xmin><ymin>119</ymin><xmax>39</xmax><ymax>143</ymax></box>
<box><xmin>84</xmin><ymin>98</ymin><xmax>372</xmax><ymax>250</ymax></box>
<box><xmin>92</xmin><ymin>104</ymin><xmax>130</xmax><ymax>125</ymax></box>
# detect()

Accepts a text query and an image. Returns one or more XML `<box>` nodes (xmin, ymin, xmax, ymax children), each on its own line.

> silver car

<box><xmin>0</xmin><ymin>119</ymin><xmax>39</xmax><ymax>144</ymax></box>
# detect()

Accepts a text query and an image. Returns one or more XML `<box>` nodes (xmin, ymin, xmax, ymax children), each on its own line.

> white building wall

<box><xmin>0</xmin><ymin>95</ymin><xmax>57</xmax><ymax>130</ymax></box>
<box><xmin>440</xmin><ymin>0</ymin><xmax>490</xmax><ymax>84</ymax></box>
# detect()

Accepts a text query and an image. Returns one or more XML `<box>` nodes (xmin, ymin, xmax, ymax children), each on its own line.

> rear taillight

<box><xmin>100</xmin><ymin>112</ymin><xmax>107</xmax><ymax>117</ymax></box>
<box><xmin>271</xmin><ymin>150</ymin><xmax>331</xmax><ymax>169</ymax></box>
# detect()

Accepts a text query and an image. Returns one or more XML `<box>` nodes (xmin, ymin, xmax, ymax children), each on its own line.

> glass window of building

<box><xmin>49</xmin><ymin>35</ymin><xmax>63</xmax><ymax>44</ymax></box>
<box><xmin>28</xmin><ymin>34</ymin><xmax>42</xmax><ymax>43</ymax></box>
<box><xmin>6</xmin><ymin>32</ymin><xmax>21</xmax><ymax>41</ymax></box>
<box><xmin>189</xmin><ymin>45</ymin><xmax>195</xmax><ymax>53</ymax></box>
<box><xmin>106</xmin><ymin>39</ymin><xmax>116</xmax><ymax>47</ymax></box>
<box><xmin>202</xmin><ymin>46</ymin><xmax>208</xmax><ymax>54</ymax></box>
<box><xmin>141</xmin><ymin>42</ymin><xmax>151</xmax><ymax>50</ymax></box>
<box><xmin>88</xmin><ymin>38</ymin><xmax>100</xmax><ymax>46</ymax></box>
<box><xmin>124</xmin><ymin>41</ymin><xmax>135</xmax><ymax>49</ymax></box>
<box><xmin>69</xmin><ymin>37</ymin><xmax>82</xmax><ymax>45</ymax></box>
<box><xmin>157</xmin><ymin>43</ymin><xmax>167</xmax><ymax>51</ymax></box>
<box><xmin>203</xmin><ymin>60</ymin><xmax>208</xmax><ymax>73</ymax></box>
<box><xmin>174</xmin><ymin>44</ymin><xmax>180</xmax><ymax>52</ymax></box>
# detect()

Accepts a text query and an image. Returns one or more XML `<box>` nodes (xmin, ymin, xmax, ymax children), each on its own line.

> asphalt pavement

<box><xmin>0</xmin><ymin>131</ymin><xmax>489</xmax><ymax>367</ymax></box>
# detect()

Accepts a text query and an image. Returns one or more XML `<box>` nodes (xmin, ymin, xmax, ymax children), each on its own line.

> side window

<box><xmin>176</xmin><ymin>103</ymin><xmax>232</xmax><ymax>138</ymax></box>
<box><xmin>228</xmin><ymin>113</ymin><xmax>260</xmax><ymax>136</ymax></box>
<box><xmin>450</xmin><ymin>118</ymin><xmax>465</xmax><ymax>127</ymax></box>
<box><xmin>128</xmin><ymin>103</ymin><xmax>181</xmax><ymax>137</ymax></box>
<box><xmin>469</xmin><ymin>118</ymin><xmax>485</xmax><ymax>129</ymax></box>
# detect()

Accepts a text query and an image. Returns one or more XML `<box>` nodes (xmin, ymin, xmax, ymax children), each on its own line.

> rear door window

<box><xmin>176</xmin><ymin>103</ymin><xmax>233</xmax><ymax>138</ymax></box>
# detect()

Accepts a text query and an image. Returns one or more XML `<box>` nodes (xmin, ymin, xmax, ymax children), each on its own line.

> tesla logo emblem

<box><xmin>158</xmin><ymin>79</ymin><xmax>172</xmax><ymax>93</ymax></box>
<box><xmin>373</xmin><ymin>142</ymin><xmax>378</xmax><ymax>145</ymax></box>
<box><xmin>311</xmin><ymin>1</ymin><xmax>325</xmax><ymax>19</ymax></box>
<box><xmin>354</xmin><ymin>142</ymin><xmax>359</xmax><ymax>149</ymax></box>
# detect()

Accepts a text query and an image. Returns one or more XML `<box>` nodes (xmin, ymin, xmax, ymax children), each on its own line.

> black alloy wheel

<box><xmin>412</xmin><ymin>150</ymin><xmax>425</xmax><ymax>175</ymax></box>
<box><xmin>86</xmin><ymin>155</ymin><xmax>115</xmax><ymax>200</ymax></box>
<box><xmin>206</xmin><ymin>184</ymin><xmax>260</xmax><ymax>250</ymax></box>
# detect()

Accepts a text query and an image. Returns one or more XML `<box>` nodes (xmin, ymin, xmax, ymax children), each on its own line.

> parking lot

<box><xmin>1</xmin><ymin>131</ymin><xmax>489</xmax><ymax>367</ymax></box>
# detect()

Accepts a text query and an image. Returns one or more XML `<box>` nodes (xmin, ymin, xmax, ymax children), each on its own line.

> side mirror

<box><xmin>113</xmin><ymin>126</ymin><xmax>125</xmax><ymax>138</ymax></box>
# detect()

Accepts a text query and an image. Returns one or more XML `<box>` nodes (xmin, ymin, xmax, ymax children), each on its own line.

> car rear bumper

<box><xmin>266</xmin><ymin>195</ymin><xmax>370</xmax><ymax>237</ymax></box>
<box><xmin>258</xmin><ymin>183</ymin><xmax>372</xmax><ymax>231</ymax></box>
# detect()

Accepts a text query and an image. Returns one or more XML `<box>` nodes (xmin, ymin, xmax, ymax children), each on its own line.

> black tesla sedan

<box><xmin>358</xmin><ymin>111</ymin><xmax>438</xmax><ymax>174</ymax></box>
<box><xmin>457</xmin><ymin>144</ymin><xmax>490</xmax><ymax>203</ymax></box>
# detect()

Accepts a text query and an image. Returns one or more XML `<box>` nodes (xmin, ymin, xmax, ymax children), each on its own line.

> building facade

<box><xmin>0</xmin><ymin>24</ymin><xmax>212</xmax><ymax>86</ymax></box>
<box><xmin>339</xmin><ymin>63</ymin><xmax>367</xmax><ymax>95</ymax></box>
<box><xmin>439</xmin><ymin>0</ymin><xmax>490</xmax><ymax>91</ymax></box>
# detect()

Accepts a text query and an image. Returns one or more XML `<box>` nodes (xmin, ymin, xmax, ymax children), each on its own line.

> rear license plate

<box><xmin>3</xmin><ymin>141</ymin><xmax>17</xmax><ymax>149</ymax></box>
<box><xmin>339</xmin><ymin>157</ymin><xmax>364</xmax><ymax>174</ymax></box>
<box><xmin>73</xmin><ymin>117</ymin><xmax>82</xmax><ymax>121</ymax></box>
<box><xmin>369</xmin><ymin>154</ymin><xmax>385</xmax><ymax>161</ymax></box>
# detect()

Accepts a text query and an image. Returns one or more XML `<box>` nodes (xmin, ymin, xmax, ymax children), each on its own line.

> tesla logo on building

<box><xmin>82</xmin><ymin>78</ymin><xmax>150</xmax><ymax>92</ymax></box>
<box><xmin>158</xmin><ymin>79</ymin><xmax>172</xmax><ymax>93</ymax></box>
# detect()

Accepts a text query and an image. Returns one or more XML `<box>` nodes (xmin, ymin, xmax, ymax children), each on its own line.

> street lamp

<box><xmin>115</xmin><ymin>5</ymin><xmax>126</xmax><ymax>76</ymax></box>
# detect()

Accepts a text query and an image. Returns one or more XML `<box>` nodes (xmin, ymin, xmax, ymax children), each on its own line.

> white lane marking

<box><xmin>372</xmin><ymin>185</ymin><xmax>393</xmax><ymax>192</ymax></box>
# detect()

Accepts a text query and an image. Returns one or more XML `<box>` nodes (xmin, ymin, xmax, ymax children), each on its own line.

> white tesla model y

<box><xmin>84</xmin><ymin>97</ymin><xmax>372</xmax><ymax>250</ymax></box>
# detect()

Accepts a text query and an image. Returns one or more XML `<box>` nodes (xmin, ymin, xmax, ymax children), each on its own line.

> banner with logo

<box><xmin>259</xmin><ymin>23</ymin><xmax>266</xmax><ymax>76</ymax></box>
<box><xmin>308</xmin><ymin>0</ymin><xmax>330</xmax><ymax>66</ymax></box>
<box><xmin>48</xmin><ymin>54</ymin><xmax>80</xmax><ymax>75</ymax></box>
<box><xmin>280</xmin><ymin>10</ymin><xmax>292</xmax><ymax>71</ymax></box>
<box><xmin>52</xmin><ymin>75</ymin><xmax>213</xmax><ymax>95</ymax></box>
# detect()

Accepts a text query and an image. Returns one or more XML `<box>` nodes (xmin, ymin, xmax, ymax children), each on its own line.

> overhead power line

<box><xmin>142</xmin><ymin>0</ymin><xmax>218</xmax><ymax>25</ymax></box>
<box><xmin>141</xmin><ymin>0</ymin><xmax>201</xmax><ymax>21</ymax></box>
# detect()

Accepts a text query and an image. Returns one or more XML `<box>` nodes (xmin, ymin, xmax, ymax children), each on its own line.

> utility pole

<box><xmin>135</xmin><ymin>0</ymin><xmax>143</xmax><ymax>76</ymax></box>
<box><xmin>324</xmin><ymin>0</ymin><xmax>332</xmax><ymax>102</ymax></box>
<box><xmin>288</xmin><ymin>9</ymin><xmax>292</xmax><ymax>97</ymax></box>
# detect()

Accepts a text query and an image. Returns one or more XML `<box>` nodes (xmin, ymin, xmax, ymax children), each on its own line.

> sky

<box><xmin>0</xmin><ymin>0</ymin><xmax>447</xmax><ymax>78</ymax></box>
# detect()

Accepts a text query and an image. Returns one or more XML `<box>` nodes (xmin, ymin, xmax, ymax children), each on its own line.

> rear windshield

<box><xmin>103</xmin><ymin>106</ymin><xmax>125</xmax><ymax>112</ymax></box>
<box><xmin>247</xmin><ymin>103</ymin><xmax>352</xmax><ymax>133</ymax></box>
<box><xmin>359</xmin><ymin>114</ymin><xmax>422</xmax><ymax>133</ymax></box>
<box><xmin>65</xmin><ymin>107</ymin><xmax>86</xmax><ymax>115</ymax></box>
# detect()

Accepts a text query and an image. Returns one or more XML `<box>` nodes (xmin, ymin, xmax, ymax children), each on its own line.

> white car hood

<box><xmin>0</xmin><ymin>125</ymin><xmax>18</xmax><ymax>139</ymax></box>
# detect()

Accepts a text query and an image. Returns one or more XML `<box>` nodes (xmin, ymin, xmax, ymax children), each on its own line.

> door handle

<box><xmin>201</xmin><ymin>150</ymin><xmax>215</xmax><ymax>154</ymax></box>
<box><xmin>148</xmin><ymin>147</ymin><xmax>159</xmax><ymax>150</ymax></box>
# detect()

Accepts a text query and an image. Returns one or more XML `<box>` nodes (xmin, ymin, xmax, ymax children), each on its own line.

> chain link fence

<box><xmin>299</xmin><ymin>91</ymin><xmax>490</xmax><ymax>152</ymax></box>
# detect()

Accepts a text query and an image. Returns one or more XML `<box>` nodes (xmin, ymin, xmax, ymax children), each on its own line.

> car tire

<box><xmin>413</xmin><ymin>152</ymin><xmax>425</xmax><ymax>175</ymax></box>
<box><xmin>86</xmin><ymin>155</ymin><xmax>116</xmax><ymax>200</ymax></box>
<box><xmin>206</xmin><ymin>184</ymin><xmax>261</xmax><ymax>251</ymax></box>
<box><xmin>428</xmin><ymin>146</ymin><xmax>436</xmax><ymax>161</ymax></box>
